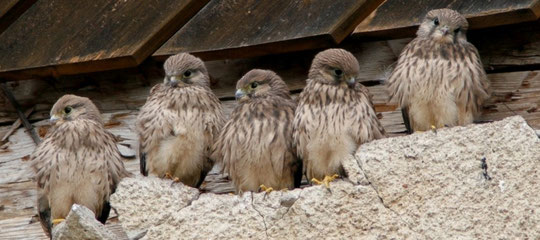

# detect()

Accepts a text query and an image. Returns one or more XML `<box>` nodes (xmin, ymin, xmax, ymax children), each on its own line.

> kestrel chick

<box><xmin>386</xmin><ymin>9</ymin><xmax>490</xmax><ymax>133</ymax></box>
<box><xmin>212</xmin><ymin>69</ymin><xmax>302</xmax><ymax>194</ymax></box>
<box><xmin>293</xmin><ymin>48</ymin><xmax>386</xmax><ymax>185</ymax></box>
<box><xmin>30</xmin><ymin>95</ymin><xmax>131</xmax><ymax>237</ymax></box>
<box><xmin>136</xmin><ymin>53</ymin><xmax>225</xmax><ymax>188</ymax></box>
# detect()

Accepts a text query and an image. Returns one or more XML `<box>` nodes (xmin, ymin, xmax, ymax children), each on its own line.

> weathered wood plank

<box><xmin>0</xmin><ymin>217</ymin><xmax>47</xmax><ymax>240</ymax></box>
<box><xmin>0</xmin><ymin>0</ymin><xmax>209</xmax><ymax>80</ymax></box>
<box><xmin>154</xmin><ymin>0</ymin><xmax>384</xmax><ymax>60</ymax></box>
<box><xmin>0</xmin><ymin>0</ymin><xmax>36</xmax><ymax>34</ymax></box>
<box><xmin>470</xmin><ymin>20</ymin><xmax>540</xmax><ymax>72</ymax></box>
<box><xmin>353</xmin><ymin>0</ymin><xmax>540</xmax><ymax>38</ymax></box>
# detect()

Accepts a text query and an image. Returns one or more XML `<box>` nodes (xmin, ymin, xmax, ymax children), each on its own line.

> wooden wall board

<box><xmin>0</xmin><ymin>0</ymin><xmax>209</xmax><ymax>80</ymax></box>
<box><xmin>0</xmin><ymin>0</ymin><xmax>36</xmax><ymax>35</ymax></box>
<box><xmin>470</xmin><ymin>20</ymin><xmax>540</xmax><ymax>72</ymax></box>
<box><xmin>153</xmin><ymin>0</ymin><xmax>384</xmax><ymax>60</ymax></box>
<box><xmin>353</xmin><ymin>0</ymin><xmax>540</xmax><ymax>38</ymax></box>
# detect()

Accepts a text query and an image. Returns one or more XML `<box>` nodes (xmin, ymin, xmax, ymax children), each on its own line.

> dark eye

<box><xmin>433</xmin><ymin>17</ymin><xmax>439</xmax><ymax>26</ymax></box>
<box><xmin>454</xmin><ymin>27</ymin><xmax>461</xmax><ymax>33</ymax></box>
<box><xmin>251</xmin><ymin>82</ymin><xmax>258</xmax><ymax>88</ymax></box>
<box><xmin>64</xmin><ymin>106</ymin><xmax>72</xmax><ymax>114</ymax></box>
<box><xmin>183</xmin><ymin>70</ymin><xmax>192</xmax><ymax>78</ymax></box>
<box><xmin>334</xmin><ymin>69</ymin><xmax>343</xmax><ymax>77</ymax></box>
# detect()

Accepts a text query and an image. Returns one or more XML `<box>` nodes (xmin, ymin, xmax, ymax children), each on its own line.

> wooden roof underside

<box><xmin>0</xmin><ymin>0</ymin><xmax>539</xmax><ymax>80</ymax></box>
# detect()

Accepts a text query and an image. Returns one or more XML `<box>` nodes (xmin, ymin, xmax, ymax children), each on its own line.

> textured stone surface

<box><xmin>109</xmin><ymin>176</ymin><xmax>199</xmax><ymax>239</ymax></box>
<box><xmin>356</xmin><ymin>116</ymin><xmax>540</xmax><ymax>239</ymax></box>
<box><xmin>52</xmin><ymin>204</ymin><xmax>115</xmax><ymax>240</ymax></box>
<box><xmin>111</xmin><ymin>116</ymin><xmax>540</xmax><ymax>239</ymax></box>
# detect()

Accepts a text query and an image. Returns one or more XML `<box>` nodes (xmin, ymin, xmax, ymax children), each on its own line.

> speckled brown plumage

<box><xmin>386</xmin><ymin>9</ymin><xmax>490</xmax><ymax>132</ymax></box>
<box><xmin>136</xmin><ymin>53</ymin><xmax>225</xmax><ymax>188</ymax></box>
<box><xmin>293</xmin><ymin>48</ymin><xmax>386</xmax><ymax>181</ymax></box>
<box><xmin>212</xmin><ymin>69</ymin><xmax>301</xmax><ymax>194</ymax></box>
<box><xmin>30</xmin><ymin>94</ymin><xmax>130</xmax><ymax>237</ymax></box>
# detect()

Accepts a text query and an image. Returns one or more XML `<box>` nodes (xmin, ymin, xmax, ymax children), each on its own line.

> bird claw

<box><xmin>164</xmin><ymin>172</ymin><xmax>180</xmax><ymax>185</ymax></box>
<box><xmin>52</xmin><ymin>218</ymin><xmax>65</xmax><ymax>225</ymax></box>
<box><xmin>431</xmin><ymin>125</ymin><xmax>437</xmax><ymax>133</ymax></box>
<box><xmin>311</xmin><ymin>174</ymin><xmax>339</xmax><ymax>188</ymax></box>
<box><xmin>259</xmin><ymin>184</ymin><xmax>274</xmax><ymax>194</ymax></box>
<box><xmin>259</xmin><ymin>184</ymin><xmax>275</xmax><ymax>199</ymax></box>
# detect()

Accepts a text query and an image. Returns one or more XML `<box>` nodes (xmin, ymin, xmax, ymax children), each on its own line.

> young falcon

<box><xmin>30</xmin><ymin>95</ymin><xmax>131</xmax><ymax>237</ymax></box>
<box><xmin>293</xmin><ymin>48</ymin><xmax>386</xmax><ymax>186</ymax></box>
<box><xmin>211</xmin><ymin>69</ymin><xmax>302</xmax><ymax>194</ymax></box>
<box><xmin>136</xmin><ymin>53</ymin><xmax>225</xmax><ymax>188</ymax></box>
<box><xmin>386</xmin><ymin>8</ymin><xmax>490</xmax><ymax>133</ymax></box>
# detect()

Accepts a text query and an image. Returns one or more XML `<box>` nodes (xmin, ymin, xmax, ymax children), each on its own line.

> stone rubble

<box><xmin>52</xmin><ymin>204</ymin><xmax>115</xmax><ymax>240</ymax></box>
<box><xmin>109</xmin><ymin>116</ymin><xmax>540</xmax><ymax>239</ymax></box>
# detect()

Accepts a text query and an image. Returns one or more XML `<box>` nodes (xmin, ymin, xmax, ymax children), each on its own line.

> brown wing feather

<box><xmin>30</xmin><ymin>119</ymin><xmax>130</xmax><ymax>237</ymax></box>
<box><xmin>293</xmin><ymin>80</ymin><xmax>385</xmax><ymax>180</ymax></box>
<box><xmin>137</xmin><ymin>83</ymin><xmax>224</xmax><ymax>186</ymax></box>
<box><xmin>212</xmin><ymin>96</ymin><xmax>298</xmax><ymax>193</ymax></box>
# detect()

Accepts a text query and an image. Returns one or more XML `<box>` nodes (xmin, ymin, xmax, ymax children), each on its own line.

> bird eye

<box><xmin>250</xmin><ymin>82</ymin><xmax>258</xmax><ymax>88</ymax></box>
<box><xmin>64</xmin><ymin>106</ymin><xmax>72</xmax><ymax>114</ymax></box>
<box><xmin>333</xmin><ymin>69</ymin><xmax>343</xmax><ymax>77</ymax></box>
<box><xmin>433</xmin><ymin>17</ymin><xmax>439</xmax><ymax>26</ymax></box>
<box><xmin>454</xmin><ymin>27</ymin><xmax>461</xmax><ymax>33</ymax></box>
<box><xmin>183</xmin><ymin>70</ymin><xmax>192</xmax><ymax>78</ymax></box>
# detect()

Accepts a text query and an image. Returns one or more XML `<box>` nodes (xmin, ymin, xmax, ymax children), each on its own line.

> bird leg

<box><xmin>311</xmin><ymin>174</ymin><xmax>339</xmax><ymax>188</ymax></box>
<box><xmin>431</xmin><ymin>125</ymin><xmax>437</xmax><ymax>133</ymax></box>
<box><xmin>52</xmin><ymin>218</ymin><xmax>65</xmax><ymax>225</ymax></box>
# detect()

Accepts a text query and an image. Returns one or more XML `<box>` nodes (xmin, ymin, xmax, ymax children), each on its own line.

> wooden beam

<box><xmin>153</xmin><ymin>0</ymin><xmax>384</xmax><ymax>61</ymax></box>
<box><xmin>0</xmin><ymin>0</ymin><xmax>209</xmax><ymax>80</ymax></box>
<box><xmin>0</xmin><ymin>0</ymin><xmax>36</xmax><ymax>34</ymax></box>
<box><xmin>1</xmin><ymin>106</ymin><xmax>33</xmax><ymax>143</ymax></box>
<box><xmin>0</xmin><ymin>83</ymin><xmax>40</xmax><ymax>144</ymax></box>
<box><xmin>353</xmin><ymin>0</ymin><xmax>540</xmax><ymax>39</ymax></box>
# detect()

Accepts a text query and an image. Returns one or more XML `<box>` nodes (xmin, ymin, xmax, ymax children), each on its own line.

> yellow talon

<box><xmin>164</xmin><ymin>172</ymin><xmax>173</xmax><ymax>179</ymax></box>
<box><xmin>259</xmin><ymin>184</ymin><xmax>274</xmax><ymax>193</ymax></box>
<box><xmin>173</xmin><ymin>177</ymin><xmax>180</xmax><ymax>183</ymax></box>
<box><xmin>311</xmin><ymin>174</ymin><xmax>339</xmax><ymax>188</ymax></box>
<box><xmin>52</xmin><ymin>218</ymin><xmax>65</xmax><ymax>225</ymax></box>
<box><xmin>431</xmin><ymin>125</ymin><xmax>438</xmax><ymax>133</ymax></box>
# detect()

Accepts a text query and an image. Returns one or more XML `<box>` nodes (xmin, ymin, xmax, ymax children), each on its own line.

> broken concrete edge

<box><xmin>110</xmin><ymin>116</ymin><xmax>540</xmax><ymax>238</ymax></box>
<box><xmin>52</xmin><ymin>204</ymin><xmax>116</xmax><ymax>240</ymax></box>
<box><xmin>112</xmin><ymin>177</ymin><xmax>418</xmax><ymax>239</ymax></box>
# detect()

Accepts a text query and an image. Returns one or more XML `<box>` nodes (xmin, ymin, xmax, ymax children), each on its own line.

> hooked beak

<box><xmin>440</xmin><ymin>26</ymin><xmax>449</xmax><ymax>35</ymax></box>
<box><xmin>235</xmin><ymin>89</ymin><xmax>246</xmax><ymax>100</ymax></box>
<box><xmin>50</xmin><ymin>114</ymin><xmax>60</xmax><ymax>124</ymax></box>
<box><xmin>346</xmin><ymin>77</ymin><xmax>356</xmax><ymax>88</ymax></box>
<box><xmin>167</xmin><ymin>76</ymin><xmax>180</xmax><ymax>87</ymax></box>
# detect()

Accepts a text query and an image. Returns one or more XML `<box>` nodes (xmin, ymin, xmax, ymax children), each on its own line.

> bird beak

<box><xmin>346</xmin><ymin>77</ymin><xmax>356</xmax><ymax>88</ymax></box>
<box><xmin>235</xmin><ymin>89</ymin><xmax>246</xmax><ymax>100</ymax></box>
<box><xmin>168</xmin><ymin>76</ymin><xmax>180</xmax><ymax>87</ymax></box>
<box><xmin>50</xmin><ymin>114</ymin><xmax>60</xmax><ymax>124</ymax></box>
<box><xmin>441</xmin><ymin>26</ymin><xmax>449</xmax><ymax>35</ymax></box>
